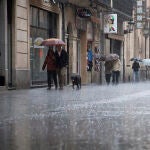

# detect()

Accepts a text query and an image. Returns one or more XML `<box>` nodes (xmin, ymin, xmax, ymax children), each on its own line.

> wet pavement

<box><xmin>0</xmin><ymin>81</ymin><xmax>150</xmax><ymax>150</ymax></box>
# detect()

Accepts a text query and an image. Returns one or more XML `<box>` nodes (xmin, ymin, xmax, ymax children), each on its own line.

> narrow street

<box><xmin>0</xmin><ymin>81</ymin><xmax>150</xmax><ymax>150</ymax></box>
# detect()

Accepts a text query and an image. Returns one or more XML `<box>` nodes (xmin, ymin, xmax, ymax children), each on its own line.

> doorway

<box><xmin>110</xmin><ymin>39</ymin><xmax>121</xmax><ymax>57</ymax></box>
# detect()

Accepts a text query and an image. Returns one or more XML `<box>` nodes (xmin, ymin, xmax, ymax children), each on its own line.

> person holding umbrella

<box><xmin>55</xmin><ymin>45</ymin><xmax>68</xmax><ymax>90</ymax></box>
<box><xmin>132</xmin><ymin>60</ymin><xmax>140</xmax><ymax>82</ymax></box>
<box><xmin>42</xmin><ymin>47</ymin><xmax>58</xmax><ymax>90</ymax></box>
<box><xmin>104</xmin><ymin>61</ymin><xmax>113</xmax><ymax>85</ymax></box>
<box><xmin>112</xmin><ymin>58</ymin><xmax>121</xmax><ymax>85</ymax></box>
<box><xmin>100</xmin><ymin>53</ymin><xmax>120</xmax><ymax>85</ymax></box>
<box><xmin>41</xmin><ymin>38</ymin><xmax>67</xmax><ymax>90</ymax></box>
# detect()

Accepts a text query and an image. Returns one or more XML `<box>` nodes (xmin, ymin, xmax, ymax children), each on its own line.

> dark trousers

<box><xmin>105</xmin><ymin>74</ymin><xmax>111</xmax><ymax>85</ymax></box>
<box><xmin>112</xmin><ymin>71</ymin><xmax>120</xmax><ymax>84</ymax></box>
<box><xmin>47</xmin><ymin>70</ymin><xmax>57</xmax><ymax>88</ymax></box>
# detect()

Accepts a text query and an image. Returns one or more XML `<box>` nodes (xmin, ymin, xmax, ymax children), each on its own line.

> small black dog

<box><xmin>71</xmin><ymin>74</ymin><xmax>81</xmax><ymax>89</ymax></box>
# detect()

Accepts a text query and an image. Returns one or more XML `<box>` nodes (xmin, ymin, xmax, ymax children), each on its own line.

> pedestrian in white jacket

<box><xmin>112</xmin><ymin>59</ymin><xmax>121</xmax><ymax>84</ymax></box>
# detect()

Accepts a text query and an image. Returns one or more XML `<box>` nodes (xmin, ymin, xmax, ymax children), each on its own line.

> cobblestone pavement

<box><xmin>0</xmin><ymin>81</ymin><xmax>150</xmax><ymax>150</ymax></box>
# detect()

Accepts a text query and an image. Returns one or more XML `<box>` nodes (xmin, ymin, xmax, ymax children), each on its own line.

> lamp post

<box><xmin>143</xmin><ymin>27</ymin><xmax>149</xmax><ymax>79</ymax></box>
<box><xmin>123</xmin><ymin>20</ymin><xmax>135</xmax><ymax>82</ymax></box>
<box><xmin>143</xmin><ymin>27</ymin><xmax>149</xmax><ymax>58</ymax></box>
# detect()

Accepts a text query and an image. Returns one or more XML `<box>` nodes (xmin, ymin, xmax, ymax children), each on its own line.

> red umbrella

<box><xmin>41</xmin><ymin>38</ymin><xmax>66</xmax><ymax>46</ymax></box>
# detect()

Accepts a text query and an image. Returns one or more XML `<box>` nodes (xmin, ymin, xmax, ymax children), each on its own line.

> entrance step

<box><xmin>0</xmin><ymin>86</ymin><xmax>6</xmax><ymax>91</ymax></box>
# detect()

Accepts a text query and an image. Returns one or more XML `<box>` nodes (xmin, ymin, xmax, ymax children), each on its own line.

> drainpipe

<box><xmin>123</xmin><ymin>41</ymin><xmax>125</xmax><ymax>82</ymax></box>
<box><xmin>100</xmin><ymin>10</ymin><xmax>105</xmax><ymax>84</ymax></box>
<box><xmin>7</xmin><ymin>0</ymin><xmax>13</xmax><ymax>88</ymax></box>
<box><xmin>61</xmin><ymin>3</ymin><xmax>65</xmax><ymax>41</ymax></box>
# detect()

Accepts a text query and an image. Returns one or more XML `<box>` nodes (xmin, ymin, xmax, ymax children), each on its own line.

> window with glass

<box><xmin>30</xmin><ymin>6</ymin><xmax>58</xmax><ymax>85</ymax></box>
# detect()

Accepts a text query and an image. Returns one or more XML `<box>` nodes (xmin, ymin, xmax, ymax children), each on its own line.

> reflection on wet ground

<box><xmin>0</xmin><ymin>82</ymin><xmax>150</xmax><ymax>150</ymax></box>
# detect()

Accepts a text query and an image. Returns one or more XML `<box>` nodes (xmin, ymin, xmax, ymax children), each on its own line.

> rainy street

<box><xmin>0</xmin><ymin>82</ymin><xmax>150</xmax><ymax>150</ymax></box>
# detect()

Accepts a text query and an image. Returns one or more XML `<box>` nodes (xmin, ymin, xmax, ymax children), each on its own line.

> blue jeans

<box><xmin>133</xmin><ymin>71</ymin><xmax>139</xmax><ymax>82</ymax></box>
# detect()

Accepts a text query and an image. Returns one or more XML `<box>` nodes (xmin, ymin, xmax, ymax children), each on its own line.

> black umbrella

<box><xmin>130</xmin><ymin>57</ymin><xmax>142</xmax><ymax>62</ymax></box>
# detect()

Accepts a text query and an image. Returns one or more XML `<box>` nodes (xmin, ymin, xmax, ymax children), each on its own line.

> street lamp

<box><xmin>128</xmin><ymin>20</ymin><xmax>135</xmax><ymax>33</ymax></box>
<box><xmin>143</xmin><ymin>27</ymin><xmax>149</xmax><ymax>80</ymax></box>
<box><xmin>123</xmin><ymin>20</ymin><xmax>135</xmax><ymax>34</ymax></box>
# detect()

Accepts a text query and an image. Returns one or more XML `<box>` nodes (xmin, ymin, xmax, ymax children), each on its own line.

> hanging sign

<box><xmin>104</xmin><ymin>14</ymin><xmax>117</xmax><ymax>34</ymax></box>
<box><xmin>77</xmin><ymin>8</ymin><xmax>92</xmax><ymax>18</ymax></box>
<box><xmin>136</xmin><ymin>0</ymin><xmax>145</xmax><ymax>29</ymax></box>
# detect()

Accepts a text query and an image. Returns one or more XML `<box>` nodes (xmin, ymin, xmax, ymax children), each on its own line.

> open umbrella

<box><xmin>105</xmin><ymin>53</ymin><xmax>119</xmax><ymax>62</ymax></box>
<box><xmin>141</xmin><ymin>59</ymin><xmax>150</xmax><ymax>66</ymax></box>
<box><xmin>99</xmin><ymin>54</ymin><xmax>119</xmax><ymax>62</ymax></box>
<box><xmin>41</xmin><ymin>38</ymin><xmax>66</xmax><ymax>46</ymax></box>
<box><xmin>130</xmin><ymin>57</ymin><xmax>142</xmax><ymax>62</ymax></box>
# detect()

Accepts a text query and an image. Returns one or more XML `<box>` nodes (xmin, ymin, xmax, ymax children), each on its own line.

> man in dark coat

<box><xmin>132</xmin><ymin>60</ymin><xmax>140</xmax><ymax>82</ymax></box>
<box><xmin>105</xmin><ymin>61</ymin><xmax>113</xmax><ymax>85</ymax></box>
<box><xmin>55</xmin><ymin>46</ymin><xmax>68</xmax><ymax>90</ymax></box>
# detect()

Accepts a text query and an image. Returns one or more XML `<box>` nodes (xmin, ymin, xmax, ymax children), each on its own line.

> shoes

<box><xmin>47</xmin><ymin>87</ymin><xmax>51</xmax><ymax>90</ymax></box>
<box><xmin>59</xmin><ymin>87</ymin><xmax>63</xmax><ymax>90</ymax></box>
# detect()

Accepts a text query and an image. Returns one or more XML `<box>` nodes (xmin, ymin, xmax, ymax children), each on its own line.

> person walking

<box><xmin>104</xmin><ymin>61</ymin><xmax>113</xmax><ymax>85</ymax></box>
<box><xmin>55</xmin><ymin>46</ymin><xmax>68</xmax><ymax>90</ymax></box>
<box><xmin>87</xmin><ymin>48</ymin><xmax>93</xmax><ymax>71</ymax></box>
<box><xmin>112</xmin><ymin>59</ymin><xmax>121</xmax><ymax>85</ymax></box>
<box><xmin>132</xmin><ymin>60</ymin><xmax>140</xmax><ymax>82</ymax></box>
<box><xmin>42</xmin><ymin>48</ymin><xmax>57</xmax><ymax>90</ymax></box>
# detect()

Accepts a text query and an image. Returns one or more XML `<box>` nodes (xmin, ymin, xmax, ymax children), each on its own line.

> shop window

<box><xmin>31</xmin><ymin>7</ymin><xmax>38</xmax><ymax>27</ymax></box>
<box><xmin>39</xmin><ymin>10</ymin><xmax>48</xmax><ymax>29</ymax></box>
<box><xmin>30</xmin><ymin>6</ymin><xmax>58</xmax><ymax>85</ymax></box>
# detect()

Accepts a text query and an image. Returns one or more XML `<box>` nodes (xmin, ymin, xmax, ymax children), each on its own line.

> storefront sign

<box><xmin>77</xmin><ymin>8</ymin><xmax>92</xmax><ymax>18</ymax></box>
<box><xmin>104</xmin><ymin>14</ymin><xmax>117</xmax><ymax>34</ymax></box>
<box><xmin>34</xmin><ymin>37</ymin><xmax>44</xmax><ymax>48</ymax></box>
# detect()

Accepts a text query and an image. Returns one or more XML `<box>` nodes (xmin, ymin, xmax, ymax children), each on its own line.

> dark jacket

<box><xmin>132</xmin><ymin>61</ymin><xmax>140</xmax><ymax>71</ymax></box>
<box><xmin>42</xmin><ymin>50</ymin><xmax>56</xmax><ymax>71</ymax></box>
<box><xmin>105</xmin><ymin>61</ymin><xmax>113</xmax><ymax>74</ymax></box>
<box><xmin>55</xmin><ymin>49</ymin><xmax>68</xmax><ymax>69</ymax></box>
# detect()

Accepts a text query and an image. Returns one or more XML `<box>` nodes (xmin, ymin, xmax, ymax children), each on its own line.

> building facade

<box><xmin>0</xmin><ymin>0</ymin><xmax>63</xmax><ymax>88</ymax></box>
<box><xmin>0</xmin><ymin>0</ymin><xmax>30</xmax><ymax>88</ymax></box>
<box><xmin>0</xmin><ymin>0</ymin><xmax>136</xmax><ymax>89</ymax></box>
<box><xmin>63</xmin><ymin>1</ymin><xmax>102</xmax><ymax>84</ymax></box>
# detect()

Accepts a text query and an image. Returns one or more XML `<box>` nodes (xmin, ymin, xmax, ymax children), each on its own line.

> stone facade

<box><xmin>15</xmin><ymin>0</ymin><xmax>30</xmax><ymax>88</ymax></box>
<box><xmin>1</xmin><ymin>0</ymin><xmax>145</xmax><ymax>88</ymax></box>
